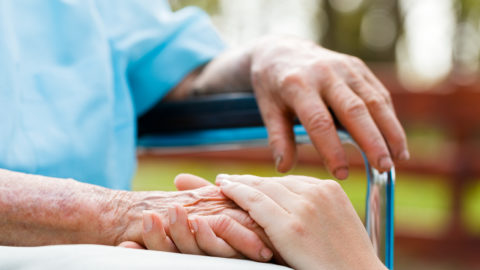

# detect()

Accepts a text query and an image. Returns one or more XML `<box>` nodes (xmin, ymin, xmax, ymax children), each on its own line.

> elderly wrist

<box><xmin>97</xmin><ymin>189</ymin><xmax>139</xmax><ymax>245</ymax></box>
<box><xmin>108</xmin><ymin>190</ymin><xmax>172</xmax><ymax>245</ymax></box>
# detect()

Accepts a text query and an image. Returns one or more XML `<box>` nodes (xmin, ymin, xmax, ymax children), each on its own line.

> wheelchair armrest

<box><xmin>137</xmin><ymin>93</ymin><xmax>343</xmax><ymax>137</ymax></box>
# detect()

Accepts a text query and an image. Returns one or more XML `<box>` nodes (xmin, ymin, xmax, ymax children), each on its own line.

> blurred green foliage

<box><xmin>169</xmin><ymin>0</ymin><xmax>219</xmax><ymax>13</ymax></box>
<box><xmin>168</xmin><ymin>0</ymin><xmax>480</xmax><ymax>66</ymax></box>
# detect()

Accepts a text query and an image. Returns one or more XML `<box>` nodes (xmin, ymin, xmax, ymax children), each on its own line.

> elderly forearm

<box><xmin>192</xmin><ymin>44</ymin><xmax>253</xmax><ymax>94</ymax></box>
<box><xmin>0</xmin><ymin>169</ymin><xmax>128</xmax><ymax>246</ymax></box>
<box><xmin>165</xmin><ymin>44</ymin><xmax>254</xmax><ymax>101</ymax></box>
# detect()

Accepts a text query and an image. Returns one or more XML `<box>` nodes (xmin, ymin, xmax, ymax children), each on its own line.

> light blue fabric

<box><xmin>0</xmin><ymin>0</ymin><xmax>225</xmax><ymax>189</ymax></box>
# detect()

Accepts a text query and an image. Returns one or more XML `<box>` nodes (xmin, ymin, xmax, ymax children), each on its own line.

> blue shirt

<box><xmin>0</xmin><ymin>0</ymin><xmax>225</xmax><ymax>189</ymax></box>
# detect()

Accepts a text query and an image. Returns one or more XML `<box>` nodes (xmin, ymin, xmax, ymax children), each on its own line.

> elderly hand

<box><xmin>183</xmin><ymin>35</ymin><xmax>409</xmax><ymax>179</ymax></box>
<box><xmin>249</xmin><ymin>36</ymin><xmax>408</xmax><ymax>178</ymax></box>
<box><xmin>116</xmin><ymin>174</ymin><xmax>274</xmax><ymax>262</ymax></box>
<box><xmin>215</xmin><ymin>174</ymin><xmax>387</xmax><ymax>270</ymax></box>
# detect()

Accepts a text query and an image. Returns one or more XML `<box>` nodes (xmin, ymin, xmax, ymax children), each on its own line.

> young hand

<box><xmin>216</xmin><ymin>174</ymin><xmax>387</xmax><ymax>270</ymax></box>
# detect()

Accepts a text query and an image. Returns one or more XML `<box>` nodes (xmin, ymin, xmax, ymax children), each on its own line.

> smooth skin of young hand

<box><xmin>213</xmin><ymin>174</ymin><xmax>387</xmax><ymax>270</ymax></box>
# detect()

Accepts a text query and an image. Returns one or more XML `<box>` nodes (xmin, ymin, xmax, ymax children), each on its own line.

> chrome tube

<box><xmin>331</xmin><ymin>131</ymin><xmax>395</xmax><ymax>270</ymax></box>
<box><xmin>297</xmin><ymin>129</ymin><xmax>395</xmax><ymax>269</ymax></box>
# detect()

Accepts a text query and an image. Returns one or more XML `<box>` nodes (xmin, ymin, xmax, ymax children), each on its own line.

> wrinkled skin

<box><xmin>116</xmin><ymin>182</ymin><xmax>281</xmax><ymax>262</ymax></box>
<box><xmin>183</xmin><ymin>35</ymin><xmax>408</xmax><ymax>178</ymax></box>
<box><xmin>250</xmin><ymin>36</ymin><xmax>408</xmax><ymax>177</ymax></box>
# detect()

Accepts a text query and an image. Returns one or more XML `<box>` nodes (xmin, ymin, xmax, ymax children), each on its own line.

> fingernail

<box><xmin>334</xmin><ymin>167</ymin><xmax>349</xmax><ymax>180</ymax></box>
<box><xmin>260</xmin><ymin>248</ymin><xmax>273</xmax><ymax>261</ymax></box>
<box><xmin>379</xmin><ymin>156</ymin><xmax>393</xmax><ymax>170</ymax></box>
<box><xmin>168</xmin><ymin>207</ymin><xmax>177</xmax><ymax>224</ymax></box>
<box><xmin>142</xmin><ymin>211</ymin><xmax>153</xmax><ymax>232</ymax></box>
<box><xmin>398</xmin><ymin>149</ymin><xmax>410</xmax><ymax>161</ymax></box>
<box><xmin>189</xmin><ymin>218</ymin><xmax>198</xmax><ymax>233</ymax></box>
<box><xmin>275</xmin><ymin>155</ymin><xmax>283</xmax><ymax>171</ymax></box>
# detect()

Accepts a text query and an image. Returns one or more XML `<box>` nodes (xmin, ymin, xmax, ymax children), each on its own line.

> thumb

<box><xmin>174</xmin><ymin>173</ymin><xmax>213</xmax><ymax>191</ymax></box>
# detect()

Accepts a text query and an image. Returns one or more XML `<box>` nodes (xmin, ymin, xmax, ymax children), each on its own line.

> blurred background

<box><xmin>135</xmin><ymin>0</ymin><xmax>480</xmax><ymax>269</ymax></box>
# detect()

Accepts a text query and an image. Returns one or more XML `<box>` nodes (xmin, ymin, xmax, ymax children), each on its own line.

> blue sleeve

<box><xmin>94</xmin><ymin>0</ymin><xmax>225</xmax><ymax>115</ymax></box>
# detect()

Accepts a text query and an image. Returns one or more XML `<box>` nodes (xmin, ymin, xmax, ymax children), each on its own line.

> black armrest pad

<box><xmin>137</xmin><ymin>93</ymin><xmax>342</xmax><ymax>136</ymax></box>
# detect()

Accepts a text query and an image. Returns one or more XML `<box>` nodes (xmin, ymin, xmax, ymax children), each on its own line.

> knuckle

<box><xmin>247</xmin><ymin>191</ymin><xmax>265</xmax><ymax>204</ymax></box>
<box><xmin>365</xmin><ymin>95</ymin><xmax>387</xmax><ymax>113</ymax></box>
<box><xmin>286</xmin><ymin>219</ymin><xmax>307</xmax><ymax>237</ymax></box>
<box><xmin>348</xmin><ymin>76</ymin><xmax>365</xmax><ymax>90</ymax></box>
<box><xmin>312</xmin><ymin>60</ymin><xmax>332</xmax><ymax>74</ymax></box>
<box><xmin>279</xmin><ymin>70</ymin><xmax>304</xmax><ymax>89</ymax></box>
<box><xmin>213</xmin><ymin>215</ymin><xmax>234</xmax><ymax>235</ymax></box>
<box><xmin>350</xmin><ymin>56</ymin><xmax>369</xmax><ymax>72</ymax></box>
<box><xmin>278</xmin><ymin>71</ymin><xmax>308</xmax><ymax>101</ymax></box>
<box><xmin>336</xmin><ymin>60</ymin><xmax>351</xmax><ymax>71</ymax></box>
<box><xmin>330</xmin><ymin>81</ymin><xmax>346</xmax><ymax>92</ymax></box>
<box><xmin>343</xmin><ymin>98</ymin><xmax>368</xmax><ymax>118</ymax></box>
<box><xmin>309</xmin><ymin>183</ymin><xmax>326</xmax><ymax>197</ymax></box>
<box><xmin>249</xmin><ymin>178</ymin><xmax>263</xmax><ymax>187</ymax></box>
<box><xmin>238</xmin><ymin>214</ymin><xmax>259</xmax><ymax>230</ymax></box>
<box><xmin>396</xmin><ymin>130</ymin><xmax>407</xmax><ymax>143</ymax></box>
<box><xmin>268</xmin><ymin>134</ymin><xmax>284</xmax><ymax>149</ymax></box>
<box><xmin>322</xmin><ymin>180</ymin><xmax>343</xmax><ymax>195</ymax></box>
<box><xmin>312</xmin><ymin>62</ymin><xmax>336</xmax><ymax>86</ymax></box>
<box><xmin>390</xmin><ymin>129</ymin><xmax>407</xmax><ymax>149</ymax></box>
<box><xmin>306</xmin><ymin>112</ymin><xmax>334</xmax><ymax>135</ymax></box>
<box><xmin>367</xmin><ymin>135</ymin><xmax>388</xmax><ymax>153</ymax></box>
<box><xmin>383</xmin><ymin>91</ymin><xmax>393</xmax><ymax>105</ymax></box>
<box><xmin>350</xmin><ymin>56</ymin><xmax>365</xmax><ymax>67</ymax></box>
<box><xmin>311</xmin><ymin>180</ymin><xmax>344</xmax><ymax>204</ymax></box>
<box><xmin>297</xmin><ymin>200</ymin><xmax>317</xmax><ymax>217</ymax></box>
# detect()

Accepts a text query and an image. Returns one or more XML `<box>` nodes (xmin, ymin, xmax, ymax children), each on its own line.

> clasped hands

<box><xmin>113</xmin><ymin>37</ymin><xmax>403</xmax><ymax>269</ymax></box>
<box><xmin>117</xmin><ymin>174</ymin><xmax>385</xmax><ymax>270</ymax></box>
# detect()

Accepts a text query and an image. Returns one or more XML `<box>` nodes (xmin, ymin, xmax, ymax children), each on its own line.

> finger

<box><xmin>347</xmin><ymin>77</ymin><xmax>409</xmax><ymax>162</ymax></box>
<box><xmin>217</xmin><ymin>207</ymin><xmax>286</xmax><ymax>264</ymax></box>
<box><xmin>168</xmin><ymin>205</ymin><xmax>205</xmax><ymax>255</ymax></box>
<box><xmin>218</xmin><ymin>179</ymin><xmax>289</xmax><ymax>231</ymax></box>
<box><xmin>118</xmin><ymin>241</ymin><xmax>145</xmax><ymax>249</ymax></box>
<box><xmin>346</xmin><ymin>67</ymin><xmax>409</xmax><ymax>161</ymax></box>
<box><xmin>356</xmin><ymin>59</ymin><xmax>395</xmax><ymax>108</ymax></box>
<box><xmin>256</xmin><ymin>96</ymin><xmax>297</xmax><ymax>173</ymax></box>
<box><xmin>174</xmin><ymin>173</ymin><xmax>213</xmax><ymax>191</ymax></box>
<box><xmin>204</xmin><ymin>214</ymin><xmax>273</xmax><ymax>262</ymax></box>
<box><xmin>216</xmin><ymin>174</ymin><xmax>300</xmax><ymax>212</ymax></box>
<box><xmin>256</xmin><ymin>174</ymin><xmax>322</xmax><ymax>194</ymax></box>
<box><xmin>322</xmin><ymin>81</ymin><xmax>393</xmax><ymax>172</ymax></box>
<box><xmin>142</xmin><ymin>210</ymin><xmax>178</xmax><ymax>252</ymax></box>
<box><xmin>291</xmin><ymin>92</ymin><xmax>349</xmax><ymax>179</ymax></box>
<box><xmin>219</xmin><ymin>174</ymin><xmax>326</xmax><ymax>199</ymax></box>
<box><xmin>190</xmin><ymin>216</ymin><xmax>243</xmax><ymax>259</ymax></box>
